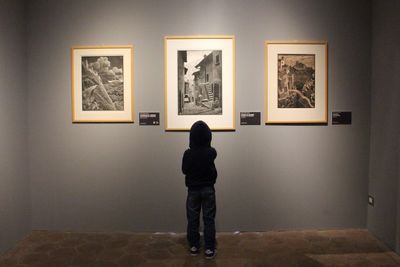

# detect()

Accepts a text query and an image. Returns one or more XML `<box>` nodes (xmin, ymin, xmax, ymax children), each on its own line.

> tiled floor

<box><xmin>0</xmin><ymin>229</ymin><xmax>399</xmax><ymax>267</ymax></box>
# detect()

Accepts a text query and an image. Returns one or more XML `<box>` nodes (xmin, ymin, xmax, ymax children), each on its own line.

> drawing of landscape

<box><xmin>278</xmin><ymin>54</ymin><xmax>315</xmax><ymax>108</ymax></box>
<box><xmin>81</xmin><ymin>56</ymin><xmax>124</xmax><ymax>111</ymax></box>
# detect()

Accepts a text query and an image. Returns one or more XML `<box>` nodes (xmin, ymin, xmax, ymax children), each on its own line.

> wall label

<box><xmin>139</xmin><ymin>112</ymin><xmax>160</xmax><ymax>125</ymax></box>
<box><xmin>332</xmin><ymin>112</ymin><xmax>352</xmax><ymax>125</ymax></box>
<box><xmin>240</xmin><ymin>112</ymin><xmax>261</xmax><ymax>125</ymax></box>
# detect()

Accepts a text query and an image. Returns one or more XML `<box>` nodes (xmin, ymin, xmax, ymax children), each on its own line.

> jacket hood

<box><xmin>189</xmin><ymin>120</ymin><xmax>212</xmax><ymax>148</ymax></box>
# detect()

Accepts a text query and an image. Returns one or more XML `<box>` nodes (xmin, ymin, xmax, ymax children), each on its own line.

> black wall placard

<box><xmin>240</xmin><ymin>112</ymin><xmax>261</xmax><ymax>125</ymax></box>
<box><xmin>332</xmin><ymin>112</ymin><xmax>352</xmax><ymax>125</ymax></box>
<box><xmin>139</xmin><ymin>112</ymin><xmax>160</xmax><ymax>125</ymax></box>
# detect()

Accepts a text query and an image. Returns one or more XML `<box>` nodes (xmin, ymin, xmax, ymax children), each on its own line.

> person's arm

<box><xmin>182</xmin><ymin>149</ymin><xmax>191</xmax><ymax>175</ymax></box>
<box><xmin>212</xmin><ymin>147</ymin><xmax>217</xmax><ymax>160</ymax></box>
<box><xmin>210</xmin><ymin>148</ymin><xmax>218</xmax><ymax>180</ymax></box>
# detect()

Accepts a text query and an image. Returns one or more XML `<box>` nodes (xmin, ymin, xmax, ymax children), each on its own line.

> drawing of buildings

<box><xmin>177</xmin><ymin>51</ymin><xmax>187</xmax><ymax>113</ymax></box>
<box><xmin>193</xmin><ymin>51</ymin><xmax>222</xmax><ymax>109</ymax></box>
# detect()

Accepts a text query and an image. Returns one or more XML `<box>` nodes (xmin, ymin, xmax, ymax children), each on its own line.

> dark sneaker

<box><xmin>190</xmin><ymin>246</ymin><xmax>200</xmax><ymax>256</ymax></box>
<box><xmin>204</xmin><ymin>249</ymin><xmax>216</xmax><ymax>259</ymax></box>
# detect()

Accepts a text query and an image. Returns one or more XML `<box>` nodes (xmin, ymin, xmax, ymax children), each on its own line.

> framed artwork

<box><xmin>71</xmin><ymin>45</ymin><xmax>134</xmax><ymax>122</ymax></box>
<box><xmin>265</xmin><ymin>41</ymin><xmax>328</xmax><ymax>124</ymax></box>
<box><xmin>164</xmin><ymin>36</ymin><xmax>235</xmax><ymax>130</ymax></box>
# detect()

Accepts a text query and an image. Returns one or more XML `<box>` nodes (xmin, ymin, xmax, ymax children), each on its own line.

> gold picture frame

<box><xmin>265</xmin><ymin>41</ymin><xmax>328</xmax><ymax>124</ymax></box>
<box><xmin>71</xmin><ymin>45</ymin><xmax>134</xmax><ymax>122</ymax></box>
<box><xmin>164</xmin><ymin>36</ymin><xmax>236</xmax><ymax>131</ymax></box>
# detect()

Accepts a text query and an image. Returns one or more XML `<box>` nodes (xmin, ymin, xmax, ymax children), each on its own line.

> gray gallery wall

<box><xmin>367</xmin><ymin>0</ymin><xmax>400</xmax><ymax>252</ymax></box>
<box><xmin>0</xmin><ymin>0</ymin><xmax>31</xmax><ymax>253</ymax></box>
<box><xmin>26</xmin><ymin>0</ymin><xmax>371</xmax><ymax>233</ymax></box>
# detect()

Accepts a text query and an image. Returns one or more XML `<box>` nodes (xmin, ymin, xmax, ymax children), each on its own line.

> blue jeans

<box><xmin>186</xmin><ymin>186</ymin><xmax>216</xmax><ymax>250</ymax></box>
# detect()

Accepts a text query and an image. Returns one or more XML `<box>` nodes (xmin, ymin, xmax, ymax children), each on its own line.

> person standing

<box><xmin>182</xmin><ymin>121</ymin><xmax>217</xmax><ymax>259</ymax></box>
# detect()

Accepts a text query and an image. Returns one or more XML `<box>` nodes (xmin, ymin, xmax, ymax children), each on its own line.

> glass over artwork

<box><xmin>81</xmin><ymin>56</ymin><xmax>124</xmax><ymax>111</ymax></box>
<box><xmin>277</xmin><ymin>54</ymin><xmax>315</xmax><ymax>109</ymax></box>
<box><xmin>177</xmin><ymin>50</ymin><xmax>222</xmax><ymax>115</ymax></box>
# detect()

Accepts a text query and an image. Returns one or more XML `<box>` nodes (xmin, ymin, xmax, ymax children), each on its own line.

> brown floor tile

<box><xmin>0</xmin><ymin>229</ymin><xmax>400</xmax><ymax>267</ymax></box>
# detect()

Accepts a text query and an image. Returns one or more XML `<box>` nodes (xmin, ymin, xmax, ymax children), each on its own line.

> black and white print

<box><xmin>177</xmin><ymin>50</ymin><xmax>222</xmax><ymax>115</ymax></box>
<box><xmin>278</xmin><ymin>54</ymin><xmax>315</xmax><ymax>108</ymax></box>
<box><xmin>81</xmin><ymin>56</ymin><xmax>124</xmax><ymax>111</ymax></box>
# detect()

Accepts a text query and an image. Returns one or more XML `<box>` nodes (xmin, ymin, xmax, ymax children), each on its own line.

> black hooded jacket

<box><xmin>182</xmin><ymin>121</ymin><xmax>217</xmax><ymax>189</ymax></box>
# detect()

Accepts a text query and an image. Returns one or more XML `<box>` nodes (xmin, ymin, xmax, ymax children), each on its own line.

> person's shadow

<box><xmin>183</xmin><ymin>256</ymin><xmax>218</xmax><ymax>267</ymax></box>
